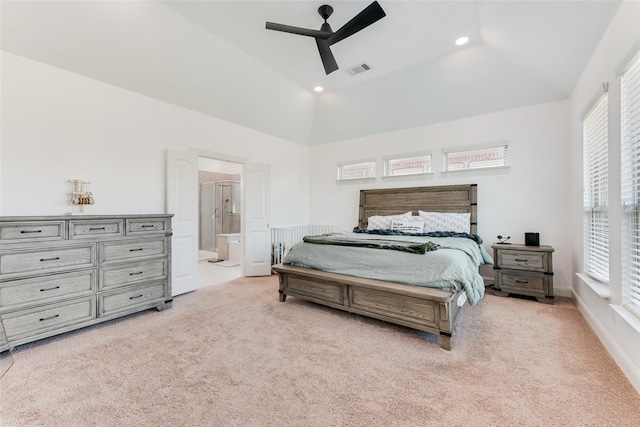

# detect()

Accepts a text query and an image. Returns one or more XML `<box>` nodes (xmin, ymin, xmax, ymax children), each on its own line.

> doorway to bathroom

<box><xmin>199</xmin><ymin>180</ymin><xmax>241</xmax><ymax>258</ymax></box>
<box><xmin>197</xmin><ymin>157</ymin><xmax>242</xmax><ymax>288</ymax></box>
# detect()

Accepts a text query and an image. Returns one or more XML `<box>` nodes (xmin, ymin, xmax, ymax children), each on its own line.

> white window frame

<box><xmin>336</xmin><ymin>159</ymin><xmax>377</xmax><ymax>182</ymax></box>
<box><xmin>382</xmin><ymin>152</ymin><xmax>432</xmax><ymax>178</ymax></box>
<box><xmin>442</xmin><ymin>143</ymin><xmax>509</xmax><ymax>173</ymax></box>
<box><xmin>621</xmin><ymin>50</ymin><xmax>640</xmax><ymax>317</ymax></box>
<box><xmin>582</xmin><ymin>89</ymin><xmax>609</xmax><ymax>285</ymax></box>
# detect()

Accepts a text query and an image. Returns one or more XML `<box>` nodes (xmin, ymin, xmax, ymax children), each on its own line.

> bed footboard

<box><xmin>272</xmin><ymin>264</ymin><xmax>465</xmax><ymax>350</ymax></box>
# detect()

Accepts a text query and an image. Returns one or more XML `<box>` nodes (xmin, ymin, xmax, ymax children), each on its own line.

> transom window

<box><xmin>384</xmin><ymin>154</ymin><xmax>432</xmax><ymax>176</ymax></box>
<box><xmin>443</xmin><ymin>145</ymin><xmax>508</xmax><ymax>171</ymax></box>
<box><xmin>337</xmin><ymin>161</ymin><xmax>376</xmax><ymax>181</ymax></box>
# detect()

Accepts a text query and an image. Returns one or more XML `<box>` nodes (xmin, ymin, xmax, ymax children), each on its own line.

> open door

<box><xmin>166</xmin><ymin>149</ymin><xmax>199</xmax><ymax>295</ymax></box>
<box><xmin>244</xmin><ymin>163</ymin><xmax>271</xmax><ymax>276</ymax></box>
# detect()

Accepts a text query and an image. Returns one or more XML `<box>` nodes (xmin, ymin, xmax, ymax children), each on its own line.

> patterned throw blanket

<box><xmin>352</xmin><ymin>227</ymin><xmax>484</xmax><ymax>244</ymax></box>
<box><xmin>303</xmin><ymin>234</ymin><xmax>439</xmax><ymax>254</ymax></box>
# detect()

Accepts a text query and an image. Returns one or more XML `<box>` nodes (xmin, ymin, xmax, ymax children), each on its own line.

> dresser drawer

<box><xmin>0</xmin><ymin>245</ymin><xmax>96</xmax><ymax>277</ymax></box>
<box><xmin>2</xmin><ymin>296</ymin><xmax>96</xmax><ymax>342</ymax></box>
<box><xmin>69</xmin><ymin>220</ymin><xmax>123</xmax><ymax>239</ymax></box>
<box><xmin>497</xmin><ymin>250</ymin><xmax>549</xmax><ymax>272</ymax></box>
<box><xmin>126</xmin><ymin>218</ymin><xmax>170</xmax><ymax>235</ymax></box>
<box><xmin>0</xmin><ymin>221</ymin><xmax>66</xmax><ymax>243</ymax></box>
<box><xmin>98</xmin><ymin>282</ymin><xmax>166</xmax><ymax>317</ymax></box>
<box><xmin>100</xmin><ymin>238</ymin><xmax>167</xmax><ymax>264</ymax></box>
<box><xmin>0</xmin><ymin>270</ymin><xmax>96</xmax><ymax>310</ymax></box>
<box><xmin>498</xmin><ymin>271</ymin><xmax>550</xmax><ymax>296</ymax></box>
<box><xmin>99</xmin><ymin>259</ymin><xmax>167</xmax><ymax>290</ymax></box>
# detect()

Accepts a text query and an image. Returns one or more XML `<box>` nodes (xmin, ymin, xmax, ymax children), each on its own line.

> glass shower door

<box><xmin>199</xmin><ymin>182</ymin><xmax>215</xmax><ymax>251</ymax></box>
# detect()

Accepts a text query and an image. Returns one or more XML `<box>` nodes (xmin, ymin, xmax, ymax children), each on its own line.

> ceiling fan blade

<box><xmin>266</xmin><ymin>22</ymin><xmax>332</xmax><ymax>39</ymax></box>
<box><xmin>316</xmin><ymin>38</ymin><xmax>339</xmax><ymax>75</ymax></box>
<box><xmin>327</xmin><ymin>1</ymin><xmax>386</xmax><ymax>46</ymax></box>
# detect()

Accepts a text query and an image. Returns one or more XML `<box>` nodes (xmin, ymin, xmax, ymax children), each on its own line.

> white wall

<box><xmin>309</xmin><ymin>100</ymin><xmax>572</xmax><ymax>294</ymax></box>
<box><xmin>0</xmin><ymin>52</ymin><xmax>309</xmax><ymax>228</ymax></box>
<box><xmin>568</xmin><ymin>0</ymin><xmax>640</xmax><ymax>393</ymax></box>
<box><xmin>198</xmin><ymin>158</ymin><xmax>242</xmax><ymax>175</ymax></box>
<box><xmin>1</xmin><ymin>1</ymin><xmax>317</xmax><ymax>145</ymax></box>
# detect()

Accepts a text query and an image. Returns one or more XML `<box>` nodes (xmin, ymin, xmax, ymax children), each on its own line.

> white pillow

<box><xmin>418</xmin><ymin>211</ymin><xmax>471</xmax><ymax>233</ymax></box>
<box><xmin>391</xmin><ymin>220</ymin><xmax>425</xmax><ymax>233</ymax></box>
<box><xmin>367</xmin><ymin>212</ymin><xmax>412</xmax><ymax>230</ymax></box>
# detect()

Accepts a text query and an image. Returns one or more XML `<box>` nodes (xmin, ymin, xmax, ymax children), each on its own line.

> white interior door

<box><xmin>166</xmin><ymin>149</ymin><xmax>199</xmax><ymax>295</ymax></box>
<box><xmin>244</xmin><ymin>163</ymin><xmax>271</xmax><ymax>276</ymax></box>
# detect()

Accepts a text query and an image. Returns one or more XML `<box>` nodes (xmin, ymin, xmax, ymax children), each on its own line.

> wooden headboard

<box><xmin>358</xmin><ymin>184</ymin><xmax>478</xmax><ymax>234</ymax></box>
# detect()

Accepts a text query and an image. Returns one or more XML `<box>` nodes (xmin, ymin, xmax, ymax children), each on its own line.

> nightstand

<box><xmin>492</xmin><ymin>243</ymin><xmax>554</xmax><ymax>304</ymax></box>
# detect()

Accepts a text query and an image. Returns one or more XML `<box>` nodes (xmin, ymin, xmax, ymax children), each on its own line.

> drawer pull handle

<box><xmin>129</xmin><ymin>294</ymin><xmax>144</xmax><ymax>300</ymax></box>
<box><xmin>129</xmin><ymin>271</ymin><xmax>143</xmax><ymax>276</ymax></box>
<box><xmin>516</xmin><ymin>280</ymin><xmax>529</xmax><ymax>284</ymax></box>
<box><xmin>89</xmin><ymin>227</ymin><xmax>106</xmax><ymax>231</ymax></box>
<box><xmin>129</xmin><ymin>248</ymin><xmax>144</xmax><ymax>252</ymax></box>
<box><xmin>515</xmin><ymin>258</ymin><xmax>529</xmax><ymax>262</ymax></box>
<box><xmin>40</xmin><ymin>314</ymin><xmax>60</xmax><ymax>322</ymax></box>
<box><xmin>20</xmin><ymin>230</ymin><xmax>42</xmax><ymax>234</ymax></box>
<box><xmin>40</xmin><ymin>286</ymin><xmax>61</xmax><ymax>292</ymax></box>
<box><xmin>40</xmin><ymin>257</ymin><xmax>60</xmax><ymax>262</ymax></box>
<box><xmin>141</xmin><ymin>225</ymin><xmax>155</xmax><ymax>228</ymax></box>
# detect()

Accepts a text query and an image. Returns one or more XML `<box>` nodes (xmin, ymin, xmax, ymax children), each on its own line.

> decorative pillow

<box><xmin>418</xmin><ymin>211</ymin><xmax>471</xmax><ymax>233</ymax></box>
<box><xmin>391</xmin><ymin>220</ymin><xmax>425</xmax><ymax>233</ymax></box>
<box><xmin>367</xmin><ymin>212</ymin><xmax>412</xmax><ymax>230</ymax></box>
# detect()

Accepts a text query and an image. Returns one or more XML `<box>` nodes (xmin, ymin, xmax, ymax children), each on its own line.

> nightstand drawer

<box><xmin>492</xmin><ymin>243</ymin><xmax>554</xmax><ymax>303</ymax></box>
<box><xmin>497</xmin><ymin>250</ymin><xmax>549</xmax><ymax>272</ymax></box>
<box><xmin>498</xmin><ymin>271</ymin><xmax>550</xmax><ymax>296</ymax></box>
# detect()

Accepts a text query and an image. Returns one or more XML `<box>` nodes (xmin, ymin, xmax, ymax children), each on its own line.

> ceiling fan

<box><xmin>265</xmin><ymin>1</ymin><xmax>386</xmax><ymax>75</ymax></box>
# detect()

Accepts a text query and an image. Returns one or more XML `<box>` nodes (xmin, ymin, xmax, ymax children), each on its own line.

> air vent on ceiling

<box><xmin>345</xmin><ymin>62</ymin><xmax>371</xmax><ymax>76</ymax></box>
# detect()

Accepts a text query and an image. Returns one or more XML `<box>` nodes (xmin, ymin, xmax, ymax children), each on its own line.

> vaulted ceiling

<box><xmin>1</xmin><ymin>1</ymin><xmax>622</xmax><ymax>145</ymax></box>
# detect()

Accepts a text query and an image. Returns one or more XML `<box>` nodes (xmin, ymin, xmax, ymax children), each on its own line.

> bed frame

<box><xmin>272</xmin><ymin>184</ymin><xmax>478</xmax><ymax>350</ymax></box>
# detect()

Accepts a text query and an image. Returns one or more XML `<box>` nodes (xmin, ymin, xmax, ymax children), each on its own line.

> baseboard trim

<box><xmin>554</xmin><ymin>286</ymin><xmax>572</xmax><ymax>298</ymax></box>
<box><xmin>572</xmin><ymin>289</ymin><xmax>640</xmax><ymax>394</ymax></box>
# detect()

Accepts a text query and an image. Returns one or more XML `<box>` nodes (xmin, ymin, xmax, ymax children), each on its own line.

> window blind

<box><xmin>621</xmin><ymin>51</ymin><xmax>640</xmax><ymax>317</ymax></box>
<box><xmin>583</xmin><ymin>92</ymin><xmax>609</xmax><ymax>283</ymax></box>
<box><xmin>337</xmin><ymin>161</ymin><xmax>376</xmax><ymax>180</ymax></box>
<box><xmin>443</xmin><ymin>145</ymin><xmax>507</xmax><ymax>171</ymax></box>
<box><xmin>384</xmin><ymin>155</ymin><xmax>432</xmax><ymax>176</ymax></box>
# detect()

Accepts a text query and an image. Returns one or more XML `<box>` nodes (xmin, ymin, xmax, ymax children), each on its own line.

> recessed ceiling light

<box><xmin>455</xmin><ymin>36</ymin><xmax>469</xmax><ymax>46</ymax></box>
<box><xmin>314</xmin><ymin>86</ymin><xmax>324</xmax><ymax>92</ymax></box>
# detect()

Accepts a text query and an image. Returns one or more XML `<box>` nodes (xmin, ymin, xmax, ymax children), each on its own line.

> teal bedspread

<box><xmin>283</xmin><ymin>233</ymin><xmax>493</xmax><ymax>306</ymax></box>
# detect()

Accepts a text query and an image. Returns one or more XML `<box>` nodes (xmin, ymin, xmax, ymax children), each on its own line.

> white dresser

<box><xmin>0</xmin><ymin>214</ymin><xmax>172</xmax><ymax>348</ymax></box>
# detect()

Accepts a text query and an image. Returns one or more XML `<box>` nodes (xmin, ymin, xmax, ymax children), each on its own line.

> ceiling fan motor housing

<box><xmin>318</xmin><ymin>5</ymin><xmax>334</xmax><ymax>21</ymax></box>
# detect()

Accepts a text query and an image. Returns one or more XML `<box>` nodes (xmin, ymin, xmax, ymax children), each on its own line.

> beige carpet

<box><xmin>1</xmin><ymin>276</ymin><xmax>639</xmax><ymax>426</ymax></box>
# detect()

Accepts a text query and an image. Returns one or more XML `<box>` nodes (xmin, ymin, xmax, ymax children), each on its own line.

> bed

<box><xmin>272</xmin><ymin>184</ymin><xmax>486</xmax><ymax>350</ymax></box>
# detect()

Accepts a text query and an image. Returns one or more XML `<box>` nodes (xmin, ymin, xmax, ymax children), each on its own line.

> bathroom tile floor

<box><xmin>198</xmin><ymin>258</ymin><xmax>242</xmax><ymax>289</ymax></box>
